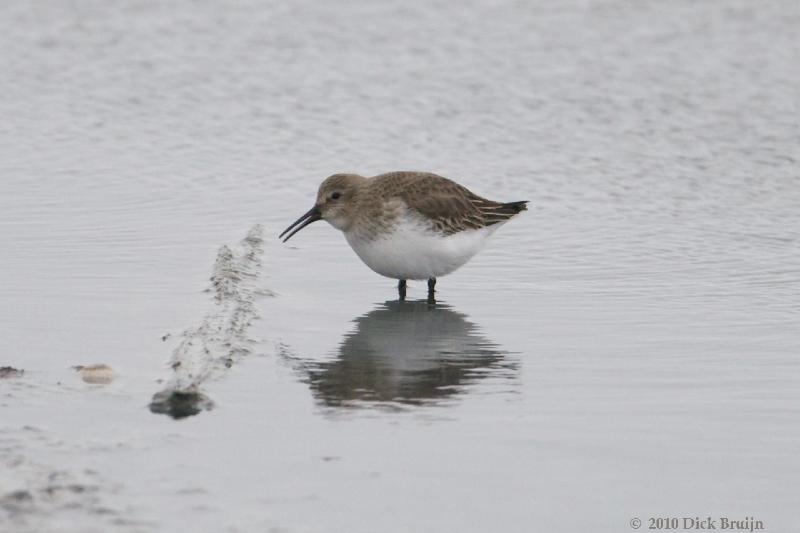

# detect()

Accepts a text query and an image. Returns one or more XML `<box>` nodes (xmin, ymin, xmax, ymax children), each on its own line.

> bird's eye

<box><xmin>331</xmin><ymin>192</ymin><xmax>341</xmax><ymax>200</ymax></box>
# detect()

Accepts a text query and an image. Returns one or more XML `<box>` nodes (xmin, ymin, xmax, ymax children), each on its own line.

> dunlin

<box><xmin>280</xmin><ymin>172</ymin><xmax>527</xmax><ymax>302</ymax></box>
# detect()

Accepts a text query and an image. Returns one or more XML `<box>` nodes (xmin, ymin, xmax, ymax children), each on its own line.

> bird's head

<box><xmin>280</xmin><ymin>173</ymin><xmax>365</xmax><ymax>242</ymax></box>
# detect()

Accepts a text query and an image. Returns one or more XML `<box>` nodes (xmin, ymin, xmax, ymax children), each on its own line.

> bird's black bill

<box><xmin>279</xmin><ymin>205</ymin><xmax>322</xmax><ymax>242</ymax></box>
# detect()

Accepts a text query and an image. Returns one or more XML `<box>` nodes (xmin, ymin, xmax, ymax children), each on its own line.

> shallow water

<box><xmin>1</xmin><ymin>0</ymin><xmax>799</xmax><ymax>532</ymax></box>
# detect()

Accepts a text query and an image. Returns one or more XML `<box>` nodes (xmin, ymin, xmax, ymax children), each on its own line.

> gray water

<box><xmin>1</xmin><ymin>1</ymin><xmax>799</xmax><ymax>532</ymax></box>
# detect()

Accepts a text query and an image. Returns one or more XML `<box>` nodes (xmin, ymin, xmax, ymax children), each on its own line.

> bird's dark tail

<box><xmin>502</xmin><ymin>200</ymin><xmax>528</xmax><ymax>213</ymax></box>
<box><xmin>478</xmin><ymin>199</ymin><xmax>529</xmax><ymax>226</ymax></box>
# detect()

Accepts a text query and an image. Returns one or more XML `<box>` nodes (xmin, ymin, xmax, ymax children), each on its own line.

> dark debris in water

<box><xmin>43</xmin><ymin>483</ymin><xmax>98</xmax><ymax>497</ymax></box>
<box><xmin>149</xmin><ymin>389</ymin><xmax>214</xmax><ymax>419</ymax></box>
<box><xmin>0</xmin><ymin>366</ymin><xmax>24</xmax><ymax>378</ymax></box>
<box><xmin>149</xmin><ymin>225</ymin><xmax>264</xmax><ymax>419</ymax></box>
<box><xmin>3</xmin><ymin>490</ymin><xmax>33</xmax><ymax>502</ymax></box>
<box><xmin>0</xmin><ymin>489</ymin><xmax>35</xmax><ymax>515</ymax></box>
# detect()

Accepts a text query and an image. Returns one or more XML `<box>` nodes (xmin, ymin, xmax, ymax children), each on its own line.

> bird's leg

<box><xmin>398</xmin><ymin>279</ymin><xmax>407</xmax><ymax>301</ymax></box>
<box><xmin>427</xmin><ymin>277</ymin><xmax>436</xmax><ymax>304</ymax></box>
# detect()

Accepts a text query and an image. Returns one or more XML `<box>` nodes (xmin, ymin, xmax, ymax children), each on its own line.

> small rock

<box><xmin>73</xmin><ymin>364</ymin><xmax>114</xmax><ymax>384</ymax></box>
<box><xmin>149</xmin><ymin>388</ymin><xmax>213</xmax><ymax>419</ymax></box>
<box><xmin>0</xmin><ymin>366</ymin><xmax>23</xmax><ymax>379</ymax></box>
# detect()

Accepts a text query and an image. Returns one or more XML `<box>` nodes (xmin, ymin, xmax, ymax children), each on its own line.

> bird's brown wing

<box><xmin>373</xmin><ymin>172</ymin><xmax>527</xmax><ymax>235</ymax></box>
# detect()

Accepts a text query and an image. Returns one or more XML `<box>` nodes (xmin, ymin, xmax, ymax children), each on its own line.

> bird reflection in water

<box><xmin>284</xmin><ymin>300</ymin><xmax>516</xmax><ymax>408</ymax></box>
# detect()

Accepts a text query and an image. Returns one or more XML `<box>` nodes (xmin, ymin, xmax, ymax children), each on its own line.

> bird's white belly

<box><xmin>344</xmin><ymin>219</ymin><xmax>501</xmax><ymax>280</ymax></box>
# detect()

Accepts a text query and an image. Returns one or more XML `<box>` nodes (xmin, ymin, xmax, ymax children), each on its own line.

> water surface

<box><xmin>1</xmin><ymin>0</ymin><xmax>798</xmax><ymax>532</ymax></box>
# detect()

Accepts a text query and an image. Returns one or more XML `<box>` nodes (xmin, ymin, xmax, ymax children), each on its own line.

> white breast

<box><xmin>344</xmin><ymin>215</ymin><xmax>502</xmax><ymax>280</ymax></box>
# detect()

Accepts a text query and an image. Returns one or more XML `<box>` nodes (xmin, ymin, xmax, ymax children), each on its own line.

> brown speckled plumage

<box><xmin>348</xmin><ymin>171</ymin><xmax>527</xmax><ymax>237</ymax></box>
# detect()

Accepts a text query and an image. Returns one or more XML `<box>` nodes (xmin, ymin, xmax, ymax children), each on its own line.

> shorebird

<box><xmin>280</xmin><ymin>171</ymin><xmax>527</xmax><ymax>302</ymax></box>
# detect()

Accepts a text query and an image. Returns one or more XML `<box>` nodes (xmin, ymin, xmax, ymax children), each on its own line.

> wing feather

<box><xmin>371</xmin><ymin>172</ymin><xmax>527</xmax><ymax>235</ymax></box>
